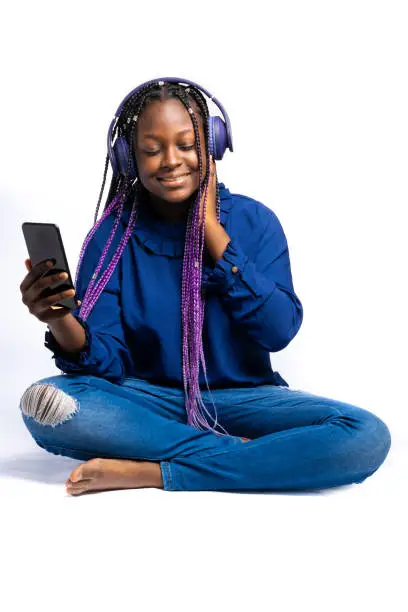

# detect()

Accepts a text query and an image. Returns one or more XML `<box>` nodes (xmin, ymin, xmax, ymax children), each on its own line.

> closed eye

<box><xmin>144</xmin><ymin>145</ymin><xmax>195</xmax><ymax>156</ymax></box>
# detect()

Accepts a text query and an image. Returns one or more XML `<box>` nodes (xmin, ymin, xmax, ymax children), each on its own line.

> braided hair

<box><xmin>73</xmin><ymin>80</ymin><xmax>233</xmax><ymax>438</ymax></box>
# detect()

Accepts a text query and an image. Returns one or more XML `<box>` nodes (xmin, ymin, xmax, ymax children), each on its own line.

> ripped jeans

<box><xmin>19</xmin><ymin>374</ymin><xmax>392</xmax><ymax>492</ymax></box>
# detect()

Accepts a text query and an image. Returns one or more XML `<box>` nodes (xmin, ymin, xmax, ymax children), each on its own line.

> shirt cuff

<box><xmin>44</xmin><ymin>315</ymin><xmax>95</xmax><ymax>371</ymax></box>
<box><xmin>201</xmin><ymin>237</ymin><xmax>262</xmax><ymax>297</ymax></box>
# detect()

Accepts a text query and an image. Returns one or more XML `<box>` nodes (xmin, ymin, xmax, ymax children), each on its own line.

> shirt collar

<box><xmin>124</xmin><ymin>182</ymin><xmax>233</xmax><ymax>258</ymax></box>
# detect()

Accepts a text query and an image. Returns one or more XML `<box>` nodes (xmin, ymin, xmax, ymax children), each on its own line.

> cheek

<box><xmin>136</xmin><ymin>159</ymin><xmax>157</xmax><ymax>184</ymax></box>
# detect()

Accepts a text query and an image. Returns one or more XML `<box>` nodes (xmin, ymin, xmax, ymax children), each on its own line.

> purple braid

<box><xmin>75</xmin><ymin>80</ymin><xmax>233</xmax><ymax>439</ymax></box>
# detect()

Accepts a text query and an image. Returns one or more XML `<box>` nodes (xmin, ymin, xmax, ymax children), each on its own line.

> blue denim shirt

<box><xmin>44</xmin><ymin>183</ymin><xmax>303</xmax><ymax>389</ymax></box>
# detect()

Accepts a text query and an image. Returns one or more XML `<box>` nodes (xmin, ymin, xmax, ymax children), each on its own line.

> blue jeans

<box><xmin>19</xmin><ymin>374</ymin><xmax>392</xmax><ymax>492</ymax></box>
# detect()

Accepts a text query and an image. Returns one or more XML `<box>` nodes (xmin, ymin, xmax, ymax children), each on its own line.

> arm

<box><xmin>44</xmin><ymin>221</ymin><xmax>133</xmax><ymax>383</ymax></box>
<box><xmin>47</xmin><ymin>313</ymin><xmax>87</xmax><ymax>354</ymax></box>
<box><xmin>201</xmin><ymin>213</ymin><xmax>303</xmax><ymax>352</ymax></box>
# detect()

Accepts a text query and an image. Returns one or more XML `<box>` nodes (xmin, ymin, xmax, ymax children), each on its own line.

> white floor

<box><xmin>1</xmin><ymin>383</ymin><xmax>406</xmax><ymax>612</ymax></box>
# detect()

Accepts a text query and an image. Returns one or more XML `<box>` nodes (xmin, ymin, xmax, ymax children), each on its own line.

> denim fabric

<box><xmin>19</xmin><ymin>374</ymin><xmax>392</xmax><ymax>493</ymax></box>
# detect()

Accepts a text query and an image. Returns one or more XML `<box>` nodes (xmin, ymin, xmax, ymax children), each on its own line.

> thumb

<box><xmin>25</xmin><ymin>259</ymin><xmax>32</xmax><ymax>272</ymax></box>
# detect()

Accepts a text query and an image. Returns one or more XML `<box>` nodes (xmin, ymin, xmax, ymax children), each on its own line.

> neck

<box><xmin>146</xmin><ymin>190</ymin><xmax>197</xmax><ymax>224</ymax></box>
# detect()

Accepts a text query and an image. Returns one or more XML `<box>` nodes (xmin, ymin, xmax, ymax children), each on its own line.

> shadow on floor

<box><xmin>0</xmin><ymin>450</ymin><xmax>79</xmax><ymax>484</ymax></box>
<box><xmin>0</xmin><ymin>450</ymin><xmax>355</xmax><ymax>495</ymax></box>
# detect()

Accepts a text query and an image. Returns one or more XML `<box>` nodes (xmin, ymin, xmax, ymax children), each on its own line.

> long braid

<box><xmin>173</xmin><ymin>86</ymin><xmax>225</xmax><ymax>434</ymax></box>
<box><xmin>75</xmin><ymin>80</ymin><xmax>233</xmax><ymax>438</ymax></box>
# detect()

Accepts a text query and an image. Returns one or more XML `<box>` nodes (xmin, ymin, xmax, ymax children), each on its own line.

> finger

<box><xmin>24</xmin><ymin>270</ymin><xmax>64</xmax><ymax>307</ymax></box>
<box><xmin>211</xmin><ymin>159</ymin><xmax>216</xmax><ymax>178</ymax></box>
<box><xmin>33</xmin><ymin>293</ymin><xmax>80</xmax><ymax>321</ymax></box>
<box><xmin>25</xmin><ymin>259</ymin><xmax>32</xmax><ymax>272</ymax></box>
<box><xmin>35</xmin><ymin>287</ymin><xmax>76</xmax><ymax>310</ymax></box>
<box><xmin>20</xmin><ymin>259</ymin><xmax>54</xmax><ymax>293</ymax></box>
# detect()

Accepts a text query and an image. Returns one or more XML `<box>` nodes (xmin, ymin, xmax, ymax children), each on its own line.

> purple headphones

<box><xmin>107</xmin><ymin>77</ymin><xmax>234</xmax><ymax>180</ymax></box>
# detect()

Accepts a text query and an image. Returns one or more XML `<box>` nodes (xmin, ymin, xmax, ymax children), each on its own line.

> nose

<box><xmin>161</xmin><ymin>146</ymin><xmax>183</xmax><ymax>168</ymax></box>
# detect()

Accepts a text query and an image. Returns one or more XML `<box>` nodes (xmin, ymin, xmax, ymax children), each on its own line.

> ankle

<box><xmin>140</xmin><ymin>461</ymin><xmax>164</xmax><ymax>489</ymax></box>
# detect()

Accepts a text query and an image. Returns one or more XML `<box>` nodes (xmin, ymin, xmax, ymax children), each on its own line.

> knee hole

<box><xmin>20</xmin><ymin>383</ymin><xmax>80</xmax><ymax>427</ymax></box>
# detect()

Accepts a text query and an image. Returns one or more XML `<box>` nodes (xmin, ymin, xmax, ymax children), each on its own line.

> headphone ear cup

<box><xmin>112</xmin><ymin>136</ymin><xmax>136</xmax><ymax>180</ymax></box>
<box><xmin>208</xmin><ymin>116</ymin><xmax>228</xmax><ymax>161</ymax></box>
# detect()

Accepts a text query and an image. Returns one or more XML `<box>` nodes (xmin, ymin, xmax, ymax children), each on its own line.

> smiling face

<box><xmin>133</xmin><ymin>97</ymin><xmax>208</xmax><ymax>221</ymax></box>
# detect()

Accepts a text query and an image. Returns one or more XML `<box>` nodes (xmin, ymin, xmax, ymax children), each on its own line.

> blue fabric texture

<box><xmin>44</xmin><ymin>183</ymin><xmax>303</xmax><ymax>389</ymax></box>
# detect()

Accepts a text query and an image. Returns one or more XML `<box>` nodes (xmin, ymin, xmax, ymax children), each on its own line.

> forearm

<box><xmin>47</xmin><ymin>314</ymin><xmax>87</xmax><ymax>354</ymax></box>
<box><xmin>204</xmin><ymin>218</ymin><xmax>231</xmax><ymax>264</ymax></box>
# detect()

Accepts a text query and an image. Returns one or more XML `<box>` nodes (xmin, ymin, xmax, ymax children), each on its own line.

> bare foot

<box><xmin>65</xmin><ymin>457</ymin><xmax>163</xmax><ymax>496</ymax></box>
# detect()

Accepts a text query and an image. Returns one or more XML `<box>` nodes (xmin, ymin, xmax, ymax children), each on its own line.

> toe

<box><xmin>66</xmin><ymin>479</ymin><xmax>91</xmax><ymax>495</ymax></box>
<box><xmin>69</xmin><ymin>458</ymin><xmax>102</xmax><ymax>483</ymax></box>
<box><xmin>67</xmin><ymin>488</ymin><xmax>87</xmax><ymax>496</ymax></box>
<box><xmin>66</xmin><ymin>483</ymin><xmax>84</xmax><ymax>495</ymax></box>
<box><xmin>69</xmin><ymin>464</ymin><xmax>85</xmax><ymax>483</ymax></box>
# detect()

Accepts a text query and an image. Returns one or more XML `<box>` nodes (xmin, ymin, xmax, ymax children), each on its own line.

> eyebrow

<box><xmin>142</xmin><ymin>128</ymin><xmax>194</xmax><ymax>140</ymax></box>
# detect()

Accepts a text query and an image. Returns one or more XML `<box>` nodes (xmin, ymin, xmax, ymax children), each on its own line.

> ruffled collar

<box><xmin>122</xmin><ymin>182</ymin><xmax>233</xmax><ymax>258</ymax></box>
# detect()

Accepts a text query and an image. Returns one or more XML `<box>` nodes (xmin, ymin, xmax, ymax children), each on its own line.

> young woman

<box><xmin>19</xmin><ymin>78</ymin><xmax>391</xmax><ymax>496</ymax></box>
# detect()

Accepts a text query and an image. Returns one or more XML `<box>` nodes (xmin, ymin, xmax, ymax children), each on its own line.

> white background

<box><xmin>0</xmin><ymin>1</ymin><xmax>406</xmax><ymax>610</ymax></box>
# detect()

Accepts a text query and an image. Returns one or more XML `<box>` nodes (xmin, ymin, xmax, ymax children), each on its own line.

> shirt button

<box><xmin>231</xmin><ymin>266</ymin><xmax>239</xmax><ymax>274</ymax></box>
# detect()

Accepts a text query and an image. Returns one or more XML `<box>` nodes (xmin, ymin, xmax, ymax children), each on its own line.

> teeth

<box><xmin>160</xmin><ymin>174</ymin><xmax>189</xmax><ymax>182</ymax></box>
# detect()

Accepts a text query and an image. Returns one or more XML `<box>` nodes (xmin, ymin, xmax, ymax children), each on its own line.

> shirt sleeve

<box><xmin>44</xmin><ymin>224</ymin><xmax>133</xmax><ymax>383</ymax></box>
<box><xmin>201</xmin><ymin>214</ymin><xmax>303</xmax><ymax>352</ymax></box>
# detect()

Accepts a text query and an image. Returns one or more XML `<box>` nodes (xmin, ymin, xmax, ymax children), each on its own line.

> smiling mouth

<box><xmin>157</xmin><ymin>173</ymin><xmax>191</xmax><ymax>187</ymax></box>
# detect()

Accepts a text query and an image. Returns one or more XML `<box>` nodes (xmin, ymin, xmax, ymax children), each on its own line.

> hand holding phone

<box><xmin>21</xmin><ymin>222</ymin><xmax>82</xmax><ymax>324</ymax></box>
<box><xmin>20</xmin><ymin>258</ymin><xmax>82</xmax><ymax>324</ymax></box>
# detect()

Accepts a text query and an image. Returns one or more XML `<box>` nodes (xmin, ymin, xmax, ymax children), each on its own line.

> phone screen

<box><xmin>22</xmin><ymin>222</ymin><xmax>78</xmax><ymax>310</ymax></box>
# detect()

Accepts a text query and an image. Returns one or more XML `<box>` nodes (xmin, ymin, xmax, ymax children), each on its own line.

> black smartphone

<box><xmin>22</xmin><ymin>222</ymin><xmax>78</xmax><ymax>310</ymax></box>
